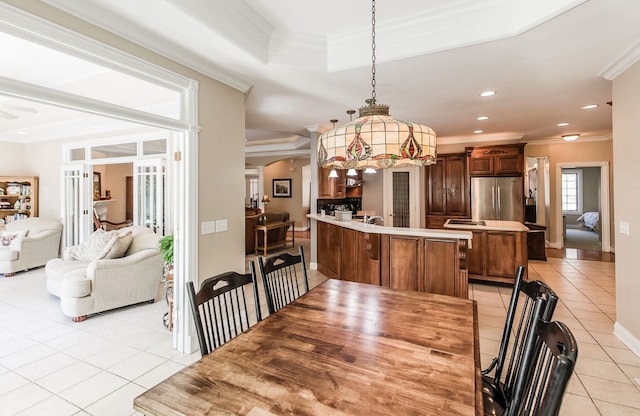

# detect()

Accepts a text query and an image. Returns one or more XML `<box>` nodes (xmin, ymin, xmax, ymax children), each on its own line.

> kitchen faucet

<box><xmin>365</xmin><ymin>215</ymin><xmax>384</xmax><ymax>224</ymax></box>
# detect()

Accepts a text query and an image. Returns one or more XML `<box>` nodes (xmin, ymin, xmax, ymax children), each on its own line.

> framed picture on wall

<box><xmin>93</xmin><ymin>172</ymin><xmax>101</xmax><ymax>198</ymax></box>
<box><xmin>273</xmin><ymin>178</ymin><xmax>292</xmax><ymax>198</ymax></box>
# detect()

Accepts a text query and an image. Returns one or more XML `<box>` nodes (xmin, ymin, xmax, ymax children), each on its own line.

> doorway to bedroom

<box><xmin>561</xmin><ymin>165</ymin><xmax>603</xmax><ymax>251</ymax></box>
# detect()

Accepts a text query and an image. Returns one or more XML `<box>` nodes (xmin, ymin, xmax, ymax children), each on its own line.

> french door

<box><xmin>61</xmin><ymin>163</ymin><xmax>92</xmax><ymax>248</ymax></box>
<box><xmin>383</xmin><ymin>166</ymin><xmax>423</xmax><ymax>228</ymax></box>
<box><xmin>134</xmin><ymin>158</ymin><xmax>166</xmax><ymax>235</ymax></box>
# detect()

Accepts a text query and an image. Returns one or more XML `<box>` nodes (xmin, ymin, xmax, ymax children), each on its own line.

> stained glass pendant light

<box><xmin>317</xmin><ymin>0</ymin><xmax>437</xmax><ymax>170</ymax></box>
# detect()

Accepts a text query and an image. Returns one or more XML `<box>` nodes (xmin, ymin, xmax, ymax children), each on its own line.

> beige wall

<box><xmin>361</xmin><ymin>170</ymin><xmax>384</xmax><ymax>216</ymax></box>
<box><xmin>263</xmin><ymin>159</ymin><xmax>309</xmax><ymax>228</ymax></box>
<box><xmin>100</xmin><ymin>163</ymin><xmax>132</xmax><ymax>222</ymax></box>
<box><xmin>525</xmin><ymin>140</ymin><xmax>614</xmax><ymax>247</ymax></box>
<box><xmin>612</xmin><ymin>59</ymin><xmax>640</xmax><ymax>344</ymax></box>
<box><xmin>5</xmin><ymin>0</ymin><xmax>247</xmax><ymax>280</ymax></box>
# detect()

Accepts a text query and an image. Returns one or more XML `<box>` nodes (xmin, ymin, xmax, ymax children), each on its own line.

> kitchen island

<box><xmin>444</xmin><ymin>219</ymin><xmax>529</xmax><ymax>284</ymax></box>
<box><xmin>309</xmin><ymin>214</ymin><xmax>473</xmax><ymax>298</ymax></box>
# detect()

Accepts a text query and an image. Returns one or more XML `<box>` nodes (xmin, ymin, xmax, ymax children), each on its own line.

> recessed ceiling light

<box><xmin>557</xmin><ymin>122</ymin><xmax>569</xmax><ymax>127</ymax></box>
<box><xmin>562</xmin><ymin>134</ymin><xmax>580</xmax><ymax>141</ymax></box>
<box><xmin>17</xmin><ymin>131</ymin><xmax>27</xmax><ymax>135</ymax></box>
<box><xmin>480</xmin><ymin>91</ymin><xmax>496</xmax><ymax>97</ymax></box>
<box><xmin>477</xmin><ymin>116</ymin><xmax>489</xmax><ymax>121</ymax></box>
<box><xmin>581</xmin><ymin>104</ymin><xmax>598</xmax><ymax>110</ymax></box>
<box><xmin>474</xmin><ymin>130</ymin><xmax>483</xmax><ymax>134</ymax></box>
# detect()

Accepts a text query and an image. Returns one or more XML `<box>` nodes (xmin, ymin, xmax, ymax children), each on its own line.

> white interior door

<box><xmin>134</xmin><ymin>158</ymin><xmax>166</xmax><ymax>235</ymax></box>
<box><xmin>61</xmin><ymin>163</ymin><xmax>91</xmax><ymax>248</ymax></box>
<box><xmin>383</xmin><ymin>167</ymin><xmax>422</xmax><ymax>228</ymax></box>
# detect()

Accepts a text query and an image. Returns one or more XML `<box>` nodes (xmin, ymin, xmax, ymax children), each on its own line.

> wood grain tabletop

<box><xmin>134</xmin><ymin>279</ymin><xmax>482</xmax><ymax>415</ymax></box>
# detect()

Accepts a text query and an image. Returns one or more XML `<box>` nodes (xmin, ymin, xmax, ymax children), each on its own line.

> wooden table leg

<box><xmin>263</xmin><ymin>227</ymin><xmax>268</xmax><ymax>256</ymax></box>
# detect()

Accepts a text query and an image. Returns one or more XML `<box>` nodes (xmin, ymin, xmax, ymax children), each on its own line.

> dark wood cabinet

<box><xmin>467</xmin><ymin>144</ymin><xmax>525</xmax><ymax>176</ymax></box>
<box><xmin>426</xmin><ymin>153</ymin><xmax>469</xmax><ymax>228</ymax></box>
<box><xmin>318</xmin><ymin>168</ymin><xmax>363</xmax><ymax>199</ymax></box>
<box><xmin>467</xmin><ymin>229</ymin><xmax>528</xmax><ymax>284</ymax></box>
<box><xmin>423</xmin><ymin>239</ymin><xmax>460</xmax><ymax>296</ymax></box>
<box><xmin>356</xmin><ymin>232</ymin><xmax>381</xmax><ymax>285</ymax></box>
<box><xmin>467</xmin><ymin>231</ymin><xmax>485</xmax><ymax>276</ymax></box>
<box><xmin>316</xmin><ymin>220</ymin><xmax>469</xmax><ymax>298</ymax></box>
<box><xmin>341</xmin><ymin>228</ymin><xmax>358</xmax><ymax>282</ymax></box>
<box><xmin>318</xmin><ymin>168</ymin><xmax>345</xmax><ymax>198</ymax></box>
<box><xmin>384</xmin><ymin>235</ymin><xmax>422</xmax><ymax>291</ymax></box>
<box><xmin>317</xmin><ymin>221</ymin><xmax>342</xmax><ymax>279</ymax></box>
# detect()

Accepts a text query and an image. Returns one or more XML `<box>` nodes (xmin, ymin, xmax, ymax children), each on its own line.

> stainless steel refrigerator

<box><xmin>471</xmin><ymin>177</ymin><xmax>524</xmax><ymax>221</ymax></box>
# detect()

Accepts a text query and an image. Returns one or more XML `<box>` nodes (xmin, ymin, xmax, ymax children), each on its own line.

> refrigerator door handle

<box><xmin>497</xmin><ymin>186</ymin><xmax>501</xmax><ymax>218</ymax></box>
<box><xmin>491</xmin><ymin>186</ymin><xmax>496</xmax><ymax>219</ymax></box>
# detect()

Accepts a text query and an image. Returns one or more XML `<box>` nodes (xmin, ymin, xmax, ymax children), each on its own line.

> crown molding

<box><xmin>245</xmin><ymin>136</ymin><xmax>310</xmax><ymax>154</ymax></box>
<box><xmin>326</xmin><ymin>0</ymin><xmax>586</xmax><ymax>72</ymax></box>
<box><xmin>268</xmin><ymin>30</ymin><xmax>326</xmax><ymax>69</ymax></box>
<box><xmin>41</xmin><ymin>0</ymin><xmax>252</xmax><ymax>92</ymax></box>
<box><xmin>524</xmin><ymin>134</ymin><xmax>611</xmax><ymax>146</ymax></box>
<box><xmin>438</xmin><ymin>133</ymin><xmax>525</xmax><ymax>146</ymax></box>
<box><xmin>168</xmin><ymin>0</ymin><xmax>273</xmax><ymax>63</ymax></box>
<box><xmin>600</xmin><ymin>40</ymin><xmax>640</xmax><ymax>80</ymax></box>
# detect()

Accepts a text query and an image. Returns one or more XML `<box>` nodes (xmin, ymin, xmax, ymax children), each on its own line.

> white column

<box><xmin>305</xmin><ymin>125</ymin><xmax>320</xmax><ymax>270</ymax></box>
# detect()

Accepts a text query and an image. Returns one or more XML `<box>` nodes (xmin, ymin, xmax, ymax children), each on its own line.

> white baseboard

<box><xmin>614</xmin><ymin>322</ymin><xmax>640</xmax><ymax>359</ymax></box>
<box><xmin>309</xmin><ymin>262</ymin><xmax>318</xmax><ymax>270</ymax></box>
<box><xmin>294</xmin><ymin>226</ymin><xmax>309</xmax><ymax>232</ymax></box>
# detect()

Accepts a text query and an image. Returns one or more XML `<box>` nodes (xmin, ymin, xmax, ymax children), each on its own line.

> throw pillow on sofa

<box><xmin>101</xmin><ymin>229</ymin><xmax>133</xmax><ymax>259</ymax></box>
<box><xmin>0</xmin><ymin>229</ymin><xmax>28</xmax><ymax>247</ymax></box>
<box><xmin>67</xmin><ymin>228</ymin><xmax>133</xmax><ymax>262</ymax></box>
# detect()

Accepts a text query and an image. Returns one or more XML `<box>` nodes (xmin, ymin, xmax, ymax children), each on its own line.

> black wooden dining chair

<box><xmin>257</xmin><ymin>245</ymin><xmax>309</xmax><ymax>315</ymax></box>
<box><xmin>507</xmin><ymin>320</ymin><xmax>578</xmax><ymax>416</ymax></box>
<box><xmin>482</xmin><ymin>265</ymin><xmax>559</xmax><ymax>415</ymax></box>
<box><xmin>186</xmin><ymin>261</ymin><xmax>262</xmax><ymax>357</ymax></box>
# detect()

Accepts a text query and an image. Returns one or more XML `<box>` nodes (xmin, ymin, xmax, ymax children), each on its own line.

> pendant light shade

<box><xmin>317</xmin><ymin>0</ymin><xmax>436</xmax><ymax>170</ymax></box>
<box><xmin>318</xmin><ymin>102</ymin><xmax>437</xmax><ymax>169</ymax></box>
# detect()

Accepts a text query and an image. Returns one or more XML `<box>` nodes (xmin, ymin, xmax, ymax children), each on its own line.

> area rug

<box><xmin>565</xmin><ymin>228</ymin><xmax>601</xmax><ymax>250</ymax></box>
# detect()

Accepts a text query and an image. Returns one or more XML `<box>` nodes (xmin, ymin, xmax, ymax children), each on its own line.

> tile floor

<box><xmin>1</xmin><ymin>243</ymin><xmax>638</xmax><ymax>415</ymax></box>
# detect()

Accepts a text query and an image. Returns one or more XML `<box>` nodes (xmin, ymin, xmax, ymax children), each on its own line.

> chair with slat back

<box><xmin>507</xmin><ymin>320</ymin><xmax>578</xmax><ymax>416</ymax></box>
<box><xmin>186</xmin><ymin>262</ymin><xmax>262</xmax><ymax>357</ymax></box>
<box><xmin>482</xmin><ymin>265</ymin><xmax>559</xmax><ymax>415</ymax></box>
<box><xmin>258</xmin><ymin>245</ymin><xmax>309</xmax><ymax>315</ymax></box>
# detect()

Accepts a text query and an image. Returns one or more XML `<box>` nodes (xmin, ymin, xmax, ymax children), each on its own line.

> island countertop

<box><xmin>444</xmin><ymin>219</ymin><xmax>529</xmax><ymax>232</ymax></box>
<box><xmin>308</xmin><ymin>214</ymin><xmax>473</xmax><ymax>242</ymax></box>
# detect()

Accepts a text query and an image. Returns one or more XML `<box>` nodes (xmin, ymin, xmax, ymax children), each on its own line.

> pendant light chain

<box><xmin>371</xmin><ymin>0</ymin><xmax>376</xmax><ymax>105</ymax></box>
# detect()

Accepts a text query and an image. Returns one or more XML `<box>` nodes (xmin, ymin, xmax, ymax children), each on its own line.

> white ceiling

<box><xmin>2</xmin><ymin>0</ymin><xmax>640</xmax><ymax>164</ymax></box>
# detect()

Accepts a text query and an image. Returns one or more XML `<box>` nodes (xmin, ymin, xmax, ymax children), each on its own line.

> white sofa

<box><xmin>0</xmin><ymin>217</ymin><xmax>63</xmax><ymax>277</ymax></box>
<box><xmin>45</xmin><ymin>225</ymin><xmax>164</xmax><ymax>322</ymax></box>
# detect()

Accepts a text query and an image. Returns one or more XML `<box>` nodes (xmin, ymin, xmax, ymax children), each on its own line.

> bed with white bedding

<box><xmin>577</xmin><ymin>211</ymin><xmax>600</xmax><ymax>231</ymax></box>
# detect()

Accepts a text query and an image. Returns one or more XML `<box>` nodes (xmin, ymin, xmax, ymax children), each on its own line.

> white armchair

<box><xmin>0</xmin><ymin>217</ymin><xmax>62</xmax><ymax>277</ymax></box>
<box><xmin>45</xmin><ymin>225</ymin><xmax>164</xmax><ymax>322</ymax></box>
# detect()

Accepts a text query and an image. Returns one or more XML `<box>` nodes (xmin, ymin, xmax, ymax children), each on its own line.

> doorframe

<box><xmin>383</xmin><ymin>166</ymin><xmax>423</xmax><ymax>228</ymax></box>
<box><xmin>554</xmin><ymin>161</ymin><xmax>611</xmax><ymax>252</ymax></box>
<box><xmin>2</xmin><ymin>4</ymin><xmax>199</xmax><ymax>353</ymax></box>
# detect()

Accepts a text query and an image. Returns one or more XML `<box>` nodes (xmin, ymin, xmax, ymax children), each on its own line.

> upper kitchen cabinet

<box><xmin>318</xmin><ymin>168</ymin><xmax>362</xmax><ymax>199</ymax></box>
<box><xmin>426</xmin><ymin>153</ymin><xmax>469</xmax><ymax>228</ymax></box>
<box><xmin>466</xmin><ymin>144</ymin><xmax>525</xmax><ymax>176</ymax></box>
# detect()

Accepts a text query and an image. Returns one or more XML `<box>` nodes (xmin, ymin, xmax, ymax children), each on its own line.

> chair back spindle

<box><xmin>508</xmin><ymin>320</ymin><xmax>578</xmax><ymax>416</ymax></box>
<box><xmin>258</xmin><ymin>245</ymin><xmax>309</xmax><ymax>314</ymax></box>
<box><xmin>482</xmin><ymin>265</ymin><xmax>559</xmax><ymax>412</ymax></box>
<box><xmin>186</xmin><ymin>262</ymin><xmax>262</xmax><ymax>356</ymax></box>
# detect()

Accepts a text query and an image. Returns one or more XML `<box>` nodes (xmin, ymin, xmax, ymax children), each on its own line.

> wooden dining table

<box><xmin>134</xmin><ymin>279</ymin><xmax>483</xmax><ymax>415</ymax></box>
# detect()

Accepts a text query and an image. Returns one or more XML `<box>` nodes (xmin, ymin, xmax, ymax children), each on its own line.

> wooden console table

<box><xmin>254</xmin><ymin>220</ymin><xmax>295</xmax><ymax>256</ymax></box>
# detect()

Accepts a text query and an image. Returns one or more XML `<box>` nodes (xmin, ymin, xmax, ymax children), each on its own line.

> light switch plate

<box><xmin>620</xmin><ymin>221</ymin><xmax>630</xmax><ymax>236</ymax></box>
<box><xmin>215</xmin><ymin>219</ymin><xmax>228</xmax><ymax>232</ymax></box>
<box><xmin>201</xmin><ymin>221</ymin><xmax>216</xmax><ymax>234</ymax></box>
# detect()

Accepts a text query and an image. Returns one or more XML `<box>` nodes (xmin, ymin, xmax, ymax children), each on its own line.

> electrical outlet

<box><xmin>215</xmin><ymin>219</ymin><xmax>228</xmax><ymax>232</ymax></box>
<box><xmin>201</xmin><ymin>221</ymin><xmax>216</xmax><ymax>234</ymax></box>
